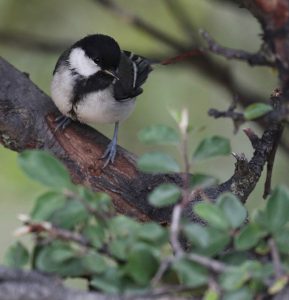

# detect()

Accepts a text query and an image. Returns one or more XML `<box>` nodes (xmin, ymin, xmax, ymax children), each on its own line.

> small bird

<box><xmin>51</xmin><ymin>34</ymin><xmax>152</xmax><ymax>167</ymax></box>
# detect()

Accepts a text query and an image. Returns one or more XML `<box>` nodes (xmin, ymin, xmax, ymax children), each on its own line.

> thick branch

<box><xmin>0</xmin><ymin>266</ymin><xmax>193</xmax><ymax>300</ymax></box>
<box><xmin>0</xmin><ymin>57</ymin><xmax>283</xmax><ymax>222</ymax></box>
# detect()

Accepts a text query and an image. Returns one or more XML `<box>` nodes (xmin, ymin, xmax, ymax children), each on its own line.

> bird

<box><xmin>51</xmin><ymin>34</ymin><xmax>153</xmax><ymax>168</ymax></box>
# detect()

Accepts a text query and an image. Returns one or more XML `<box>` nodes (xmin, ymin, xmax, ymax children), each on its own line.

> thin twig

<box><xmin>151</xmin><ymin>256</ymin><xmax>174</xmax><ymax>287</ymax></box>
<box><xmin>186</xmin><ymin>253</ymin><xmax>230</xmax><ymax>273</ymax></box>
<box><xmin>269</xmin><ymin>238</ymin><xmax>283</xmax><ymax>279</ymax></box>
<box><xmin>170</xmin><ymin>204</ymin><xmax>184</xmax><ymax>255</ymax></box>
<box><xmin>170</xmin><ymin>109</ymin><xmax>191</xmax><ymax>256</ymax></box>
<box><xmin>200</xmin><ymin>29</ymin><xmax>274</xmax><ymax>67</ymax></box>
<box><xmin>208</xmin><ymin>101</ymin><xmax>245</xmax><ymax>133</ymax></box>
<box><xmin>16</xmin><ymin>216</ymin><xmax>90</xmax><ymax>247</ymax></box>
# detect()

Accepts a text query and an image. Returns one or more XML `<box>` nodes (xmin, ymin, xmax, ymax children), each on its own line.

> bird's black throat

<box><xmin>68</xmin><ymin>71</ymin><xmax>114</xmax><ymax>119</ymax></box>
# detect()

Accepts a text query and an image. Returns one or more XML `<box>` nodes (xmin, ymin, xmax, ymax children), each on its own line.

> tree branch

<box><xmin>0</xmin><ymin>265</ymin><xmax>195</xmax><ymax>300</ymax></box>
<box><xmin>201</xmin><ymin>30</ymin><xmax>274</xmax><ymax>67</ymax></box>
<box><xmin>0</xmin><ymin>57</ymin><xmax>283</xmax><ymax>222</ymax></box>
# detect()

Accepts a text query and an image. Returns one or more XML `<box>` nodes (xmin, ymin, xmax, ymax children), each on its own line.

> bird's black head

<box><xmin>74</xmin><ymin>34</ymin><xmax>121</xmax><ymax>72</ymax></box>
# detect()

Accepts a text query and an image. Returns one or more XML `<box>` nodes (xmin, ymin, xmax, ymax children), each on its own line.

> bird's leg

<box><xmin>54</xmin><ymin>115</ymin><xmax>72</xmax><ymax>132</ymax></box>
<box><xmin>101</xmin><ymin>122</ymin><xmax>119</xmax><ymax>168</ymax></box>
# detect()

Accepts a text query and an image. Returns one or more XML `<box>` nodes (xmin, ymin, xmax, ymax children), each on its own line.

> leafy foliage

<box><xmin>5</xmin><ymin>123</ymin><xmax>289</xmax><ymax>299</ymax></box>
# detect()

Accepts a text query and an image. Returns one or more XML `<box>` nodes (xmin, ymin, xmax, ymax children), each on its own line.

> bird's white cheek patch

<box><xmin>69</xmin><ymin>48</ymin><xmax>101</xmax><ymax>77</ymax></box>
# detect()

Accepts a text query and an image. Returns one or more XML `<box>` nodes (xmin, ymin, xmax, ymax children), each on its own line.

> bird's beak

<box><xmin>102</xmin><ymin>69</ymin><xmax>120</xmax><ymax>81</ymax></box>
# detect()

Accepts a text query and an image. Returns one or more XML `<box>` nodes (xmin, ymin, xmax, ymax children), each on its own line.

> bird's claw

<box><xmin>54</xmin><ymin>115</ymin><xmax>71</xmax><ymax>132</ymax></box>
<box><xmin>100</xmin><ymin>141</ymin><xmax>117</xmax><ymax>168</ymax></box>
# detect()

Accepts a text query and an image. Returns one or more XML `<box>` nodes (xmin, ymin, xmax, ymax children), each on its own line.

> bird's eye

<box><xmin>93</xmin><ymin>58</ymin><xmax>100</xmax><ymax>64</ymax></box>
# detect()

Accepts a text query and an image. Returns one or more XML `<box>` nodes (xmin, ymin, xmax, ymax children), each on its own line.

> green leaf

<box><xmin>18</xmin><ymin>150</ymin><xmax>72</xmax><ymax>189</ymax></box>
<box><xmin>137</xmin><ymin>222</ymin><xmax>167</xmax><ymax>244</ymax></box>
<box><xmin>244</xmin><ymin>103</ymin><xmax>272</xmax><ymax>120</ymax></box>
<box><xmin>184</xmin><ymin>225</ymin><xmax>230</xmax><ymax>256</ymax></box>
<box><xmin>83</xmin><ymin>224</ymin><xmax>105</xmax><ymax>249</ymax></box>
<box><xmin>82</xmin><ymin>252</ymin><xmax>107</xmax><ymax>274</ymax></box>
<box><xmin>4</xmin><ymin>242</ymin><xmax>29</xmax><ymax>268</ymax></box>
<box><xmin>234</xmin><ymin>223</ymin><xmax>265</xmax><ymax>250</ymax></box>
<box><xmin>108</xmin><ymin>239</ymin><xmax>129</xmax><ymax>260</ymax></box>
<box><xmin>125</xmin><ymin>244</ymin><xmax>158</xmax><ymax>285</ymax></box>
<box><xmin>189</xmin><ymin>173</ymin><xmax>218</xmax><ymax>189</ymax></box>
<box><xmin>78</xmin><ymin>188</ymin><xmax>112</xmax><ymax>213</ymax></box>
<box><xmin>274</xmin><ymin>228</ymin><xmax>289</xmax><ymax>254</ymax></box>
<box><xmin>217</xmin><ymin>193</ymin><xmax>247</xmax><ymax>228</ymax></box>
<box><xmin>183</xmin><ymin>224</ymin><xmax>211</xmax><ymax>248</ymax></box>
<box><xmin>220</xmin><ymin>268</ymin><xmax>249</xmax><ymax>291</ymax></box>
<box><xmin>193</xmin><ymin>136</ymin><xmax>231</xmax><ymax>160</ymax></box>
<box><xmin>202</xmin><ymin>227</ymin><xmax>230</xmax><ymax>256</ymax></box>
<box><xmin>266</xmin><ymin>185</ymin><xmax>289</xmax><ymax>232</ymax></box>
<box><xmin>90</xmin><ymin>268</ymin><xmax>122</xmax><ymax>294</ymax></box>
<box><xmin>223</xmin><ymin>287</ymin><xmax>253</xmax><ymax>300</ymax></box>
<box><xmin>109</xmin><ymin>216</ymin><xmax>140</xmax><ymax>237</ymax></box>
<box><xmin>194</xmin><ymin>202</ymin><xmax>230</xmax><ymax>230</ymax></box>
<box><xmin>173</xmin><ymin>258</ymin><xmax>208</xmax><ymax>287</ymax></box>
<box><xmin>137</xmin><ymin>152</ymin><xmax>180</xmax><ymax>173</ymax></box>
<box><xmin>50</xmin><ymin>199</ymin><xmax>88</xmax><ymax>229</ymax></box>
<box><xmin>148</xmin><ymin>184</ymin><xmax>181</xmax><ymax>207</ymax></box>
<box><xmin>34</xmin><ymin>242</ymin><xmax>85</xmax><ymax>277</ymax></box>
<box><xmin>240</xmin><ymin>260</ymin><xmax>269</xmax><ymax>280</ymax></box>
<box><xmin>253</xmin><ymin>209</ymin><xmax>268</xmax><ymax>228</ymax></box>
<box><xmin>138</xmin><ymin>124</ymin><xmax>179</xmax><ymax>145</ymax></box>
<box><xmin>31</xmin><ymin>191</ymin><xmax>66</xmax><ymax>221</ymax></box>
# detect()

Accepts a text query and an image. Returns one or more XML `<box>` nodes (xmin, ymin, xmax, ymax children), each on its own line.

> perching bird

<box><xmin>51</xmin><ymin>34</ymin><xmax>153</xmax><ymax>167</ymax></box>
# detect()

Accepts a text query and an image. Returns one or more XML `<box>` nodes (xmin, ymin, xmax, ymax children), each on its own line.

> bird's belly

<box><xmin>76</xmin><ymin>90</ymin><xmax>136</xmax><ymax>124</ymax></box>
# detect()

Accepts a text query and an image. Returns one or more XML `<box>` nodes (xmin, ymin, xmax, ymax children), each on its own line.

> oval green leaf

<box><xmin>148</xmin><ymin>183</ymin><xmax>181</xmax><ymax>207</ymax></box>
<box><xmin>217</xmin><ymin>193</ymin><xmax>247</xmax><ymax>229</ymax></box>
<box><xmin>244</xmin><ymin>103</ymin><xmax>272</xmax><ymax>120</ymax></box>
<box><xmin>18</xmin><ymin>150</ymin><xmax>72</xmax><ymax>189</ymax></box>
<box><xmin>234</xmin><ymin>223</ymin><xmax>265</xmax><ymax>250</ymax></box>
<box><xmin>125</xmin><ymin>244</ymin><xmax>158</xmax><ymax>285</ymax></box>
<box><xmin>265</xmin><ymin>185</ymin><xmax>289</xmax><ymax>232</ymax></box>
<box><xmin>138</xmin><ymin>124</ymin><xmax>179</xmax><ymax>145</ymax></box>
<box><xmin>137</xmin><ymin>152</ymin><xmax>180</xmax><ymax>173</ymax></box>
<box><xmin>173</xmin><ymin>258</ymin><xmax>208</xmax><ymax>287</ymax></box>
<box><xmin>189</xmin><ymin>173</ymin><xmax>218</xmax><ymax>189</ymax></box>
<box><xmin>194</xmin><ymin>202</ymin><xmax>230</xmax><ymax>230</ymax></box>
<box><xmin>4</xmin><ymin>242</ymin><xmax>29</xmax><ymax>268</ymax></box>
<box><xmin>193</xmin><ymin>136</ymin><xmax>231</xmax><ymax>160</ymax></box>
<box><xmin>31</xmin><ymin>191</ymin><xmax>66</xmax><ymax>221</ymax></box>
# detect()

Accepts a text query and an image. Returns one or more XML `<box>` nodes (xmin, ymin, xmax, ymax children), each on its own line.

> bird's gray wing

<box><xmin>114</xmin><ymin>51</ymin><xmax>153</xmax><ymax>101</ymax></box>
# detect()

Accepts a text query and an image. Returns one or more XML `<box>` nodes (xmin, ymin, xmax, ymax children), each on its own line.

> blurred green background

<box><xmin>0</xmin><ymin>0</ymin><xmax>288</xmax><ymax>259</ymax></box>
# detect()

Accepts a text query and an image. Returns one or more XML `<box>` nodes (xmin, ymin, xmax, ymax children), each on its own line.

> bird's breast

<box><xmin>75</xmin><ymin>89</ymin><xmax>136</xmax><ymax>124</ymax></box>
<box><xmin>51</xmin><ymin>67</ymin><xmax>136</xmax><ymax>124</ymax></box>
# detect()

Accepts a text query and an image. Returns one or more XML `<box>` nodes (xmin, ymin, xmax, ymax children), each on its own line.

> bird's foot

<box><xmin>100</xmin><ymin>140</ymin><xmax>117</xmax><ymax>168</ymax></box>
<box><xmin>54</xmin><ymin>115</ymin><xmax>71</xmax><ymax>132</ymax></box>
